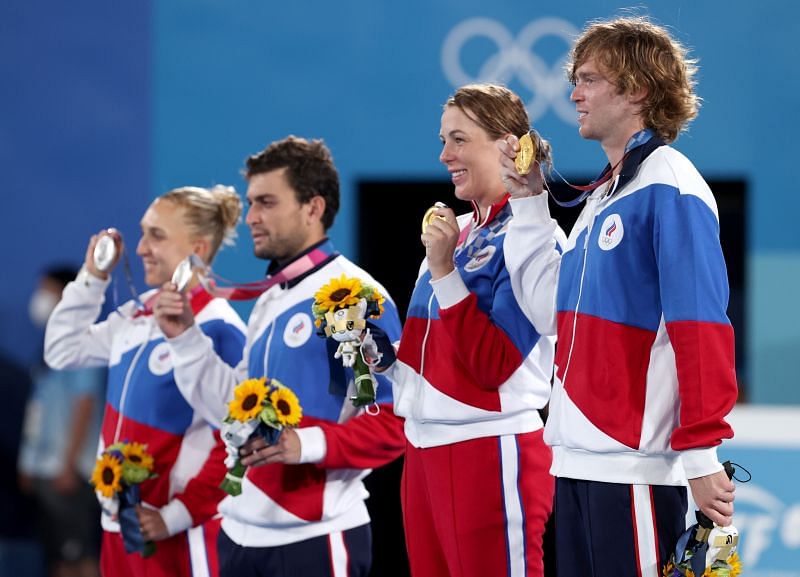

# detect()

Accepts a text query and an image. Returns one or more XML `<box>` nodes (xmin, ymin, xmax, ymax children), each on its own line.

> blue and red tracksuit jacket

<box><xmin>45</xmin><ymin>272</ymin><xmax>246</xmax><ymax>535</ymax></box>
<box><xmin>391</xmin><ymin>196</ymin><xmax>563</xmax><ymax>448</ymax></box>
<box><xmin>537</xmin><ymin>132</ymin><xmax>738</xmax><ymax>484</ymax></box>
<box><xmin>166</xmin><ymin>240</ymin><xmax>406</xmax><ymax>547</ymax></box>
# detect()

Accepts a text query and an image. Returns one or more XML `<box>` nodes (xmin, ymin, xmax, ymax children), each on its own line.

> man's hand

<box><xmin>153</xmin><ymin>282</ymin><xmax>195</xmax><ymax>338</ymax></box>
<box><xmin>239</xmin><ymin>428</ymin><xmax>302</xmax><ymax>467</ymax></box>
<box><xmin>688</xmin><ymin>469</ymin><xmax>736</xmax><ymax>526</ymax></box>
<box><xmin>497</xmin><ymin>136</ymin><xmax>545</xmax><ymax>199</ymax></box>
<box><xmin>421</xmin><ymin>206</ymin><xmax>459</xmax><ymax>281</ymax></box>
<box><xmin>136</xmin><ymin>506</ymin><xmax>170</xmax><ymax>541</ymax></box>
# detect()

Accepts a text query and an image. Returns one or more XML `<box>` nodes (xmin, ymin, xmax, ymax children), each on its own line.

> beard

<box><xmin>252</xmin><ymin>233</ymin><xmax>305</xmax><ymax>263</ymax></box>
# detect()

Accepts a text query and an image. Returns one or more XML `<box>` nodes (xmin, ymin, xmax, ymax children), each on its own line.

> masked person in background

<box><xmin>20</xmin><ymin>265</ymin><xmax>105</xmax><ymax>577</ymax></box>
<box><xmin>44</xmin><ymin>187</ymin><xmax>247</xmax><ymax>577</ymax></box>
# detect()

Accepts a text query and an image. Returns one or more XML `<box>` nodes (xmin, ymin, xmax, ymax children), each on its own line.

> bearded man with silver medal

<box><xmin>149</xmin><ymin>137</ymin><xmax>404</xmax><ymax>577</ymax></box>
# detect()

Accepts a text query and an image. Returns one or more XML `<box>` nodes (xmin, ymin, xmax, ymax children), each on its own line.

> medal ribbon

<box><xmin>547</xmin><ymin>129</ymin><xmax>659</xmax><ymax>207</ymax></box>
<box><xmin>133</xmin><ymin>284</ymin><xmax>212</xmax><ymax>318</ymax></box>
<box><xmin>548</xmin><ymin>153</ymin><xmax>630</xmax><ymax>207</ymax></box>
<box><xmin>120</xmin><ymin>242</ymin><xmax>337</xmax><ymax>318</ymax></box>
<box><xmin>107</xmin><ymin>248</ymin><xmax>147</xmax><ymax>315</ymax></box>
<box><xmin>200</xmin><ymin>242</ymin><xmax>339</xmax><ymax>301</ymax></box>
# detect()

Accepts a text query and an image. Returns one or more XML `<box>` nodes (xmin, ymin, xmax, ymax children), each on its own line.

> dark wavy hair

<box><xmin>245</xmin><ymin>136</ymin><xmax>340</xmax><ymax>231</ymax></box>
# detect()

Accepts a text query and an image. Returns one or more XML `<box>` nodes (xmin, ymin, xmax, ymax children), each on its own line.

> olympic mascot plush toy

<box><xmin>312</xmin><ymin>275</ymin><xmax>385</xmax><ymax>408</ymax></box>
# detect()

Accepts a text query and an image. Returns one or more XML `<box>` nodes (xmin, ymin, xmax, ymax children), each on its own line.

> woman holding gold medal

<box><xmin>373</xmin><ymin>84</ymin><xmax>565</xmax><ymax>577</ymax></box>
<box><xmin>44</xmin><ymin>186</ymin><xmax>247</xmax><ymax>577</ymax></box>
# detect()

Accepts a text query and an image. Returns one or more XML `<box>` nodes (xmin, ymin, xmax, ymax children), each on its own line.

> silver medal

<box><xmin>171</xmin><ymin>254</ymin><xmax>207</xmax><ymax>292</ymax></box>
<box><xmin>93</xmin><ymin>234</ymin><xmax>118</xmax><ymax>272</ymax></box>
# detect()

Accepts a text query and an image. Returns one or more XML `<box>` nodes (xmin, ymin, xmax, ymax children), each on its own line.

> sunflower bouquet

<box><xmin>665</xmin><ymin>461</ymin><xmax>742</xmax><ymax>577</ymax></box>
<box><xmin>220</xmin><ymin>377</ymin><xmax>303</xmax><ymax>496</ymax></box>
<box><xmin>312</xmin><ymin>274</ymin><xmax>385</xmax><ymax>407</ymax></box>
<box><xmin>663</xmin><ymin>552</ymin><xmax>742</xmax><ymax>577</ymax></box>
<box><xmin>664</xmin><ymin>516</ymin><xmax>741</xmax><ymax>576</ymax></box>
<box><xmin>91</xmin><ymin>441</ymin><xmax>157</xmax><ymax>557</ymax></box>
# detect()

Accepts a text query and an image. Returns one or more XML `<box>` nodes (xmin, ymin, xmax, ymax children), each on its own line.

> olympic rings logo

<box><xmin>441</xmin><ymin>17</ymin><xmax>579</xmax><ymax>124</ymax></box>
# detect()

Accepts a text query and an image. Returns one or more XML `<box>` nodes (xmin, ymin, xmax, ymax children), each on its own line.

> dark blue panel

<box><xmin>0</xmin><ymin>1</ymin><xmax>151</xmax><ymax>366</ymax></box>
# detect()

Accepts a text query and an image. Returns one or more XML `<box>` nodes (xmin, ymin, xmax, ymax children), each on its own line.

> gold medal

<box><xmin>421</xmin><ymin>202</ymin><xmax>448</xmax><ymax>234</ymax></box>
<box><xmin>515</xmin><ymin>132</ymin><xmax>536</xmax><ymax>175</ymax></box>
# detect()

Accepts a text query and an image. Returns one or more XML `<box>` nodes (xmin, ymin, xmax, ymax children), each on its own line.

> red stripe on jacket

<box><xmin>666</xmin><ymin>320</ymin><xmax>736</xmax><ymax>450</ymax></box>
<box><xmin>555</xmin><ymin>311</ymin><xmax>656</xmax><ymax>449</ymax></box>
<box><xmin>101</xmin><ymin>404</ymin><xmax>227</xmax><ymax>525</ymax></box>
<box><xmin>397</xmin><ymin>292</ymin><xmax>524</xmax><ymax>412</ymax></box>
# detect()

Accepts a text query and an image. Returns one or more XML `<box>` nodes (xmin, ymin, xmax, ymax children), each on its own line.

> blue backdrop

<box><xmin>3</xmin><ymin>2</ymin><xmax>799</xmax><ymax>574</ymax></box>
<box><xmin>2</xmin><ymin>5</ymin><xmax>797</xmax><ymax>404</ymax></box>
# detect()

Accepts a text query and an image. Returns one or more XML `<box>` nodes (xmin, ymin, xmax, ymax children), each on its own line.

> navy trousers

<box><xmin>218</xmin><ymin>523</ymin><xmax>371</xmax><ymax>577</ymax></box>
<box><xmin>554</xmin><ymin>478</ymin><xmax>687</xmax><ymax>577</ymax></box>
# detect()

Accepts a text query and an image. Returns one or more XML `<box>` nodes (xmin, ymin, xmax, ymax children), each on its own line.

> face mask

<box><xmin>28</xmin><ymin>289</ymin><xmax>59</xmax><ymax>328</ymax></box>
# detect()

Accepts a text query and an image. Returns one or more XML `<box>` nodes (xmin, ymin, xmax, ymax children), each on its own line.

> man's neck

<box><xmin>602</xmin><ymin>125</ymin><xmax>646</xmax><ymax>176</ymax></box>
<box><xmin>272</xmin><ymin>234</ymin><xmax>328</xmax><ymax>269</ymax></box>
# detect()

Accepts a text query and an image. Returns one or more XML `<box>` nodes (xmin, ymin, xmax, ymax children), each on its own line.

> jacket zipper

<box><xmin>113</xmin><ymin>323</ymin><xmax>153</xmax><ymax>443</ymax></box>
<box><xmin>560</xmin><ymin>178</ymin><xmax>618</xmax><ymax>387</ymax></box>
<box><xmin>560</xmin><ymin>200</ymin><xmax>597</xmax><ymax>388</ymax></box>
<box><xmin>413</xmin><ymin>292</ymin><xmax>436</xmax><ymax>417</ymax></box>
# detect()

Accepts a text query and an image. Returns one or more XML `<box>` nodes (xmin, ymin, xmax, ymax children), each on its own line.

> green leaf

<box><xmin>121</xmin><ymin>463</ymin><xmax>151</xmax><ymax>484</ymax></box>
<box><xmin>141</xmin><ymin>540</ymin><xmax>156</xmax><ymax>558</ymax></box>
<box><xmin>260</xmin><ymin>403</ymin><xmax>278</xmax><ymax>427</ymax></box>
<box><xmin>220</xmin><ymin>460</ymin><xmax>246</xmax><ymax>497</ymax></box>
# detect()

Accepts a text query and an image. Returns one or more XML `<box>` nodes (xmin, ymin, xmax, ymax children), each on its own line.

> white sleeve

<box><xmin>44</xmin><ymin>267</ymin><xmax>119</xmax><ymax>370</ymax></box>
<box><xmin>167</xmin><ymin>323</ymin><xmax>247</xmax><ymax>427</ymax></box>
<box><xmin>505</xmin><ymin>194</ymin><xmax>563</xmax><ymax>337</ymax></box>
<box><xmin>681</xmin><ymin>446</ymin><xmax>724</xmax><ymax>480</ymax></box>
<box><xmin>158</xmin><ymin>499</ymin><xmax>193</xmax><ymax>537</ymax></box>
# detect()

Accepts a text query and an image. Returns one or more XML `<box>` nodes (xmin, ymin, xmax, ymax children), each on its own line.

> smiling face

<box><xmin>571</xmin><ymin>57</ymin><xmax>645</xmax><ymax>152</ymax></box>
<box><xmin>245</xmin><ymin>168</ymin><xmax>323</xmax><ymax>262</ymax></box>
<box><xmin>439</xmin><ymin>105</ymin><xmax>506</xmax><ymax>211</ymax></box>
<box><xmin>136</xmin><ymin>199</ymin><xmax>199</xmax><ymax>287</ymax></box>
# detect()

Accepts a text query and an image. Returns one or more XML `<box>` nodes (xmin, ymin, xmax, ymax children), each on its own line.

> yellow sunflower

<box><xmin>662</xmin><ymin>560</ymin><xmax>696</xmax><ymax>577</ymax></box>
<box><xmin>371</xmin><ymin>288</ymin><xmax>385</xmax><ymax>317</ymax></box>
<box><xmin>228</xmin><ymin>378</ymin><xmax>269</xmax><ymax>422</ymax></box>
<box><xmin>121</xmin><ymin>442</ymin><xmax>154</xmax><ymax>471</ymax></box>
<box><xmin>91</xmin><ymin>453</ymin><xmax>123</xmax><ymax>498</ymax></box>
<box><xmin>314</xmin><ymin>274</ymin><xmax>362</xmax><ymax>313</ymax></box>
<box><xmin>727</xmin><ymin>552</ymin><xmax>742</xmax><ymax>577</ymax></box>
<box><xmin>270</xmin><ymin>386</ymin><xmax>303</xmax><ymax>427</ymax></box>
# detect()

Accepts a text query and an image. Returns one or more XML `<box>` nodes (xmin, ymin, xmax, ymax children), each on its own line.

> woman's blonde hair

<box><xmin>160</xmin><ymin>185</ymin><xmax>242</xmax><ymax>263</ymax></box>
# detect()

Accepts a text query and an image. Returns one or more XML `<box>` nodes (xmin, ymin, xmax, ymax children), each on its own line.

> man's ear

<box><xmin>628</xmin><ymin>86</ymin><xmax>648</xmax><ymax>106</ymax></box>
